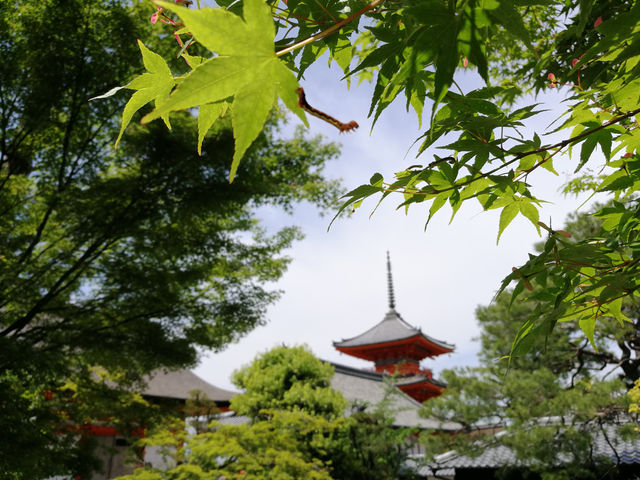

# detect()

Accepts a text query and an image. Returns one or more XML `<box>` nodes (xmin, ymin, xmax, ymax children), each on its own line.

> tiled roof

<box><xmin>433</xmin><ymin>442</ymin><xmax>518</xmax><ymax>469</ymax></box>
<box><xmin>591</xmin><ymin>424</ymin><xmax>640</xmax><ymax>464</ymax></box>
<box><xmin>329</xmin><ymin>362</ymin><xmax>459</xmax><ymax>431</ymax></box>
<box><xmin>141</xmin><ymin>369</ymin><xmax>237</xmax><ymax>402</ymax></box>
<box><xmin>333</xmin><ymin>309</ymin><xmax>454</xmax><ymax>351</ymax></box>
<box><xmin>421</xmin><ymin>422</ymin><xmax>640</xmax><ymax>474</ymax></box>
<box><xmin>216</xmin><ymin>411</ymin><xmax>251</xmax><ymax>426</ymax></box>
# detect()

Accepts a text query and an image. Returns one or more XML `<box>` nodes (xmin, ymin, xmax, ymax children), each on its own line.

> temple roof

<box><xmin>142</xmin><ymin>369</ymin><xmax>236</xmax><ymax>403</ymax></box>
<box><xmin>394</xmin><ymin>373</ymin><xmax>446</xmax><ymax>389</ymax></box>
<box><xmin>420</xmin><ymin>421</ymin><xmax>640</xmax><ymax>476</ymax></box>
<box><xmin>333</xmin><ymin>308</ymin><xmax>454</xmax><ymax>352</ymax></box>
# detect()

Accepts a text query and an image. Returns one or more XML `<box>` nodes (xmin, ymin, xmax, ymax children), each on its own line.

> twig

<box><xmin>276</xmin><ymin>0</ymin><xmax>384</xmax><ymax>57</ymax></box>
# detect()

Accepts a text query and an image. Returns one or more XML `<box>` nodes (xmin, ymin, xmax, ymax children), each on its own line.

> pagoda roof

<box><xmin>394</xmin><ymin>373</ymin><xmax>447</xmax><ymax>389</ymax></box>
<box><xmin>333</xmin><ymin>253</ymin><xmax>454</xmax><ymax>358</ymax></box>
<box><xmin>333</xmin><ymin>308</ymin><xmax>454</xmax><ymax>354</ymax></box>
<box><xmin>395</xmin><ymin>372</ymin><xmax>447</xmax><ymax>402</ymax></box>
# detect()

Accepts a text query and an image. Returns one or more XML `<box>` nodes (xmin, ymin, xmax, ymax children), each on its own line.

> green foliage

<box><xmin>231</xmin><ymin>345</ymin><xmax>348</xmax><ymax>419</ymax></box>
<box><xmin>122</xmin><ymin>0</ymin><xmax>640</xmax><ymax>350</ymax></box>
<box><xmin>229</xmin><ymin>346</ymin><xmax>419</xmax><ymax>479</ymax></box>
<box><xmin>420</xmin><ymin>252</ymin><xmax>638</xmax><ymax>478</ymax></box>
<box><xmin>0</xmin><ymin>1</ymin><xmax>341</xmax><ymax>477</ymax></box>
<box><xmin>629</xmin><ymin>379</ymin><xmax>640</xmax><ymax>420</ymax></box>
<box><xmin>124</xmin><ymin>0</ymin><xmax>306</xmax><ymax>182</ymax></box>
<box><xmin>329</xmin><ymin>406</ymin><xmax>419</xmax><ymax>480</ymax></box>
<box><xmin>423</xmin><ymin>366</ymin><xmax>629</xmax><ymax>479</ymax></box>
<box><xmin>118</xmin><ymin>411</ymin><xmax>337</xmax><ymax>480</ymax></box>
<box><xmin>115</xmin><ymin>40</ymin><xmax>175</xmax><ymax>147</ymax></box>
<box><xmin>119</xmin><ymin>345</ymin><xmax>418</xmax><ymax>480</ymax></box>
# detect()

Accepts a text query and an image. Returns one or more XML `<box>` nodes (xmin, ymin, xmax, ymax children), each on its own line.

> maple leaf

<box><xmin>142</xmin><ymin>0</ymin><xmax>307</xmax><ymax>182</ymax></box>
<box><xmin>197</xmin><ymin>101</ymin><xmax>228</xmax><ymax>155</ymax></box>
<box><xmin>115</xmin><ymin>40</ymin><xmax>175</xmax><ymax>148</ymax></box>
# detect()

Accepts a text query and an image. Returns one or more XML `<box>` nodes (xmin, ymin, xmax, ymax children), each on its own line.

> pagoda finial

<box><xmin>386</xmin><ymin>251</ymin><xmax>396</xmax><ymax>310</ymax></box>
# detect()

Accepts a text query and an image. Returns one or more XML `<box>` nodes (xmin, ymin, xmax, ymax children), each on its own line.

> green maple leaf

<box><xmin>142</xmin><ymin>0</ymin><xmax>307</xmax><ymax>182</ymax></box>
<box><xmin>197</xmin><ymin>101</ymin><xmax>228</xmax><ymax>155</ymax></box>
<box><xmin>115</xmin><ymin>40</ymin><xmax>175</xmax><ymax>148</ymax></box>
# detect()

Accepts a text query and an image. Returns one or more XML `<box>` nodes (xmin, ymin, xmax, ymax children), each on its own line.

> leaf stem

<box><xmin>275</xmin><ymin>0</ymin><xmax>384</xmax><ymax>57</ymax></box>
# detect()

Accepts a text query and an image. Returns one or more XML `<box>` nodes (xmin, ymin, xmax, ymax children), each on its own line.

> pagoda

<box><xmin>333</xmin><ymin>252</ymin><xmax>454</xmax><ymax>402</ymax></box>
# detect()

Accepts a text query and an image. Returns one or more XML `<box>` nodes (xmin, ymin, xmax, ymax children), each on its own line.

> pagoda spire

<box><xmin>386</xmin><ymin>251</ymin><xmax>395</xmax><ymax>310</ymax></box>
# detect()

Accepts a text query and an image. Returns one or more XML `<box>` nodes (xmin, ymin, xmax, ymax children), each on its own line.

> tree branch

<box><xmin>275</xmin><ymin>0</ymin><xmax>384</xmax><ymax>57</ymax></box>
<box><xmin>383</xmin><ymin>106</ymin><xmax>640</xmax><ymax>197</ymax></box>
<box><xmin>0</xmin><ymin>237</ymin><xmax>111</xmax><ymax>337</ymax></box>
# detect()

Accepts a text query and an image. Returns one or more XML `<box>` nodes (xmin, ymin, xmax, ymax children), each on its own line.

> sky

<box><xmin>194</xmin><ymin>54</ymin><xmax>608</xmax><ymax>392</ymax></box>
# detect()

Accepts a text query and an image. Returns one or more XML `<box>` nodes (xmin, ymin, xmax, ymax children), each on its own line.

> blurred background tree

<box><xmin>420</xmin><ymin>209</ymin><xmax>639</xmax><ymax>480</ymax></box>
<box><xmin>0</xmin><ymin>1</ymin><xmax>341</xmax><ymax>477</ymax></box>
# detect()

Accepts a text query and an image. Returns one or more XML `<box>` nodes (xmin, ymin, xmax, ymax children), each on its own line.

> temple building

<box><xmin>333</xmin><ymin>252</ymin><xmax>454</xmax><ymax>403</ymax></box>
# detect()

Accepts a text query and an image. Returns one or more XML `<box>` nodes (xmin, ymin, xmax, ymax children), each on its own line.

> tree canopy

<box><xmin>120</xmin><ymin>0</ymin><xmax>640</xmax><ymax>354</ymax></box>
<box><xmin>118</xmin><ymin>410</ymin><xmax>339</xmax><ymax>480</ymax></box>
<box><xmin>0</xmin><ymin>1</ymin><xmax>341</xmax><ymax>478</ymax></box>
<box><xmin>419</xmin><ymin>212</ymin><xmax>640</xmax><ymax>479</ymax></box>
<box><xmin>231</xmin><ymin>344</ymin><xmax>348</xmax><ymax>420</ymax></box>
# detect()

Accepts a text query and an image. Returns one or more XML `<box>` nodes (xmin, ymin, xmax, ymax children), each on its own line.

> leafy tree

<box><xmin>329</xmin><ymin>395</ymin><xmax>420</xmax><ymax>480</ymax></box>
<box><xmin>479</xmin><ymin>207</ymin><xmax>640</xmax><ymax>386</ymax></box>
<box><xmin>424</xmin><ymin>370</ymin><xmax>630</xmax><ymax>479</ymax></box>
<box><xmin>231</xmin><ymin>345</ymin><xmax>418</xmax><ymax>478</ymax></box>
<box><xmin>121</xmin><ymin>0</ymin><xmax>640</xmax><ymax>352</ymax></box>
<box><xmin>119</xmin><ymin>345</ymin><xmax>418</xmax><ymax>480</ymax></box>
<box><xmin>117</xmin><ymin>345</ymin><xmax>344</xmax><ymax>479</ymax></box>
<box><xmin>419</xmin><ymin>213</ymin><xmax>640</xmax><ymax>479</ymax></box>
<box><xmin>421</xmin><ymin>327</ymin><xmax>633</xmax><ymax>479</ymax></box>
<box><xmin>0</xmin><ymin>1</ymin><xmax>341</xmax><ymax>478</ymax></box>
<box><xmin>231</xmin><ymin>344</ymin><xmax>348</xmax><ymax>420</ymax></box>
<box><xmin>117</xmin><ymin>410</ymin><xmax>338</xmax><ymax>480</ymax></box>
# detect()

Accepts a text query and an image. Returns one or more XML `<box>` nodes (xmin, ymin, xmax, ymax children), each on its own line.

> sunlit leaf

<box><xmin>518</xmin><ymin>201</ymin><xmax>540</xmax><ymax>234</ymax></box>
<box><xmin>115</xmin><ymin>40</ymin><xmax>175</xmax><ymax>148</ymax></box>
<box><xmin>197</xmin><ymin>102</ymin><xmax>228</xmax><ymax>155</ymax></box>
<box><xmin>142</xmin><ymin>0</ymin><xmax>307</xmax><ymax>182</ymax></box>
<box><xmin>497</xmin><ymin>202</ymin><xmax>519</xmax><ymax>243</ymax></box>
<box><xmin>579</xmin><ymin>315</ymin><xmax>597</xmax><ymax>351</ymax></box>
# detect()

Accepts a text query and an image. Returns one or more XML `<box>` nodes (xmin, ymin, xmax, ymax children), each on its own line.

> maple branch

<box><xmin>275</xmin><ymin>0</ymin><xmax>384</xmax><ymax>57</ymax></box>
<box><xmin>513</xmin><ymin>107</ymin><xmax>640</xmax><ymax>163</ymax></box>
<box><xmin>381</xmin><ymin>106</ymin><xmax>640</xmax><ymax>198</ymax></box>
